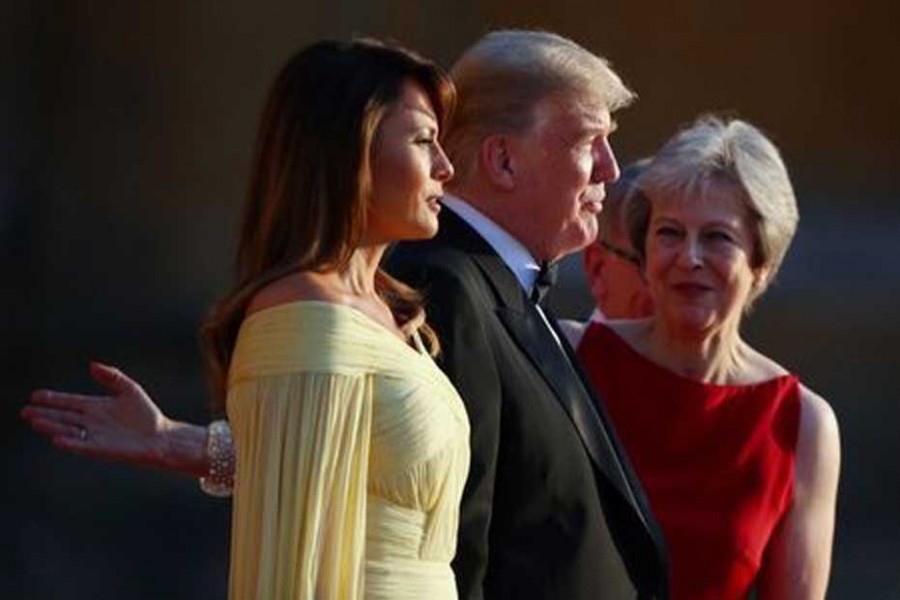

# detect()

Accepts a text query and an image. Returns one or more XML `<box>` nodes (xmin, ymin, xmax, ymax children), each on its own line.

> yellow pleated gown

<box><xmin>226</xmin><ymin>302</ymin><xmax>470</xmax><ymax>599</ymax></box>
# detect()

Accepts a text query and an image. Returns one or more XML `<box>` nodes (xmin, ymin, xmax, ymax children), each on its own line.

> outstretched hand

<box><xmin>21</xmin><ymin>362</ymin><xmax>173</xmax><ymax>468</ymax></box>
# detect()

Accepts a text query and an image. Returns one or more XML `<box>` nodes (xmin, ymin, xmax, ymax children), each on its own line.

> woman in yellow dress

<box><xmin>215</xmin><ymin>38</ymin><xmax>470</xmax><ymax>599</ymax></box>
<box><xmin>28</xmin><ymin>39</ymin><xmax>469</xmax><ymax>599</ymax></box>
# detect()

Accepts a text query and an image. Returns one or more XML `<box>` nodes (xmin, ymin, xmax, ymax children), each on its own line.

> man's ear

<box><xmin>583</xmin><ymin>243</ymin><xmax>609</xmax><ymax>307</ymax></box>
<box><xmin>480</xmin><ymin>135</ymin><xmax>516</xmax><ymax>191</ymax></box>
<box><xmin>583</xmin><ymin>243</ymin><xmax>605</xmax><ymax>280</ymax></box>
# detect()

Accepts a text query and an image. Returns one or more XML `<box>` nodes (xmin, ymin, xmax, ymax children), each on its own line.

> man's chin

<box><xmin>554</xmin><ymin>236</ymin><xmax>595</xmax><ymax>261</ymax></box>
<box><xmin>574</xmin><ymin>225</ymin><xmax>599</xmax><ymax>252</ymax></box>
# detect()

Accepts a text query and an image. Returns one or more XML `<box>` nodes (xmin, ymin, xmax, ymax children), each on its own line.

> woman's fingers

<box><xmin>21</xmin><ymin>405</ymin><xmax>82</xmax><ymax>428</ymax></box>
<box><xmin>22</xmin><ymin>404</ymin><xmax>95</xmax><ymax>447</ymax></box>
<box><xmin>28</xmin><ymin>389</ymin><xmax>102</xmax><ymax>413</ymax></box>
<box><xmin>27</xmin><ymin>416</ymin><xmax>83</xmax><ymax>440</ymax></box>
<box><xmin>89</xmin><ymin>361</ymin><xmax>145</xmax><ymax>398</ymax></box>
<box><xmin>23</xmin><ymin>362</ymin><xmax>167</xmax><ymax>466</ymax></box>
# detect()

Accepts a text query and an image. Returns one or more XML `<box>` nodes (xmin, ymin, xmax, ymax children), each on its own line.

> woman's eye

<box><xmin>705</xmin><ymin>230</ymin><xmax>733</xmax><ymax>243</ymax></box>
<box><xmin>415</xmin><ymin>133</ymin><xmax>437</xmax><ymax>145</ymax></box>
<box><xmin>655</xmin><ymin>226</ymin><xmax>681</xmax><ymax>238</ymax></box>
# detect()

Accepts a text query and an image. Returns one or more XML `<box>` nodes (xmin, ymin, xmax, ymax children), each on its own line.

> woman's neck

<box><xmin>337</xmin><ymin>243</ymin><xmax>410</xmax><ymax>340</ymax></box>
<box><xmin>338</xmin><ymin>243</ymin><xmax>389</xmax><ymax>298</ymax></box>
<box><xmin>641</xmin><ymin>316</ymin><xmax>747</xmax><ymax>385</ymax></box>
<box><xmin>243</xmin><ymin>242</ymin><xmax>392</xmax><ymax>323</ymax></box>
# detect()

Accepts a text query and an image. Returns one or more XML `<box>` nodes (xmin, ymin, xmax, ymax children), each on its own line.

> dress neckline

<box><xmin>590</xmin><ymin>321</ymin><xmax>796</xmax><ymax>392</ymax></box>
<box><xmin>244</xmin><ymin>300</ymin><xmax>428</xmax><ymax>357</ymax></box>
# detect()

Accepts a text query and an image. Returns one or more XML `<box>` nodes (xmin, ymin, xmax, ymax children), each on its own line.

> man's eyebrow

<box><xmin>577</xmin><ymin>115</ymin><xmax>617</xmax><ymax>136</ymax></box>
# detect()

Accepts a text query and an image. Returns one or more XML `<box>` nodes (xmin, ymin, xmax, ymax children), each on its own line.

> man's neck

<box><xmin>442</xmin><ymin>194</ymin><xmax>542</xmax><ymax>295</ymax></box>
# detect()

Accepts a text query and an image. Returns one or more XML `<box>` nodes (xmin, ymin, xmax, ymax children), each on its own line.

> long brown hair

<box><xmin>201</xmin><ymin>38</ymin><xmax>455</xmax><ymax>407</ymax></box>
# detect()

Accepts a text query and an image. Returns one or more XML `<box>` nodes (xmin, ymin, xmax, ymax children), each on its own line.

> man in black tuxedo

<box><xmin>388</xmin><ymin>30</ymin><xmax>669</xmax><ymax>600</ymax></box>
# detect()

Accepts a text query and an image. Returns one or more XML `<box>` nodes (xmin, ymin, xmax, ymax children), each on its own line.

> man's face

<box><xmin>507</xmin><ymin>91</ymin><xmax>620</xmax><ymax>262</ymax></box>
<box><xmin>583</xmin><ymin>230</ymin><xmax>654</xmax><ymax>320</ymax></box>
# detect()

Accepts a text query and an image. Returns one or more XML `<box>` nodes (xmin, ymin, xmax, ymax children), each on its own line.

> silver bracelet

<box><xmin>199</xmin><ymin>419</ymin><xmax>236</xmax><ymax>497</ymax></box>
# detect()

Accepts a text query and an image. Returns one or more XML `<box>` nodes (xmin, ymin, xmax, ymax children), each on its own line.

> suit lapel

<box><xmin>495</xmin><ymin>302</ymin><xmax>645</xmax><ymax>524</ymax></box>
<box><xmin>435</xmin><ymin>210</ymin><xmax>649</xmax><ymax>527</ymax></box>
<box><xmin>544</xmin><ymin>308</ymin><xmax>665</xmax><ymax>534</ymax></box>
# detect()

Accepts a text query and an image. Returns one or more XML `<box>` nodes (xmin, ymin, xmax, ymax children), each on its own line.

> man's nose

<box><xmin>591</xmin><ymin>138</ymin><xmax>620</xmax><ymax>184</ymax></box>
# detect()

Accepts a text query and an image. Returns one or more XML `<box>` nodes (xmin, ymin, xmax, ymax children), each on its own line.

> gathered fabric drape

<box><xmin>227</xmin><ymin>302</ymin><xmax>469</xmax><ymax>599</ymax></box>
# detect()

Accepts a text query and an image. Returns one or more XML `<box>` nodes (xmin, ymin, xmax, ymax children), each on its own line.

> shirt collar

<box><xmin>442</xmin><ymin>194</ymin><xmax>542</xmax><ymax>295</ymax></box>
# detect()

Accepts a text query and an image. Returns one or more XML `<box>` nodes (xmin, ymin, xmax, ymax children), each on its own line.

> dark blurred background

<box><xmin>3</xmin><ymin>1</ymin><xmax>898</xmax><ymax>598</ymax></box>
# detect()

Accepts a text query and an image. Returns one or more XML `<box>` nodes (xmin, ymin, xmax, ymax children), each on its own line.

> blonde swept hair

<box><xmin>627</xmin><ymin>115</ymin><xmax>800</xmax><ymax>306</ymax></box>
<box><xmin>444</xmin><ymin>29</ymin><xmax>636</xmax><ymax>183</ymax></box>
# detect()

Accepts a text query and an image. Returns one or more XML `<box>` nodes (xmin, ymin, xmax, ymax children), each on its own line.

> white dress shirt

<box><xmin>442</xmin><ymin>195</ymin><xmax>563</xmax><ymax>346</ymax></box>
<box><xmin>441</xmin><ymin>195</ymin><xmax>544</xmax><ymax>297</ymax></box>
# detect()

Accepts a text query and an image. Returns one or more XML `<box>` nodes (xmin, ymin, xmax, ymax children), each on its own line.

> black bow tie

<box><xmin>530</xmin><ymin>261</ymin><xmax>558</xmax><ymax>305</ymax></box>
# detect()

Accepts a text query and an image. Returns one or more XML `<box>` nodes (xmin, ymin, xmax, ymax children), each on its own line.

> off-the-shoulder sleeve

<box><xmin>226</xmin><ymin>370</ymin><xmax>373</xmax><ymax>599</ymax></box>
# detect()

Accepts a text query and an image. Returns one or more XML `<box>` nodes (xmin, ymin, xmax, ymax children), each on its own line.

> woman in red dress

<box><xmin>576</xmin><ymin>116</ymin><xmax>840</xmax><ymax>599</ymax></box>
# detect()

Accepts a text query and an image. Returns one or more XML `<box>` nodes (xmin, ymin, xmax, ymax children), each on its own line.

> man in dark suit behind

<box><xmin>388</xmin><ymin>30</ymin><xmax>669</xmax><ymax>600</ymax></box>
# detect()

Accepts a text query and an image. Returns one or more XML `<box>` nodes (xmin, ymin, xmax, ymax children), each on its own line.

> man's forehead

<box><xmin>575</xmin><ymin>107</ymin><xmax>615</xmax><ymax>131</ymax></box>
<box><xmin>569</xmin><ymin>91</ymin><xmax>614</xmax><ymax>123</ymax></box>
<box><xmin>538</xmin><ymin>93</ymin><xmax>614</xmax><ymax>131</ymax></box>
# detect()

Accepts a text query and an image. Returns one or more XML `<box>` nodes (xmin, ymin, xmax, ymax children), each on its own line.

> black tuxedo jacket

<box><xmin>387</xmin><ymin>210</ymin><xmax>670</xmax><ymax>600</ymax></box>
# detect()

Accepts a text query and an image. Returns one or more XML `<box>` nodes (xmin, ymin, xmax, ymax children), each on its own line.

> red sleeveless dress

<box><xmin>577</xmin><ymin>322</ymin><xmax>801</xmax><ymax>600</ymax></box>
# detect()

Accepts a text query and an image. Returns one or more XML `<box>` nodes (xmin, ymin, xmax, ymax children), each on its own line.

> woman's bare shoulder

<box><xmin>739</xmin><ymin>344</ymin><xmax>791</xmax><ymax>381</ymax></box>
<box><xmin>246</xmin><ymin>272</ymin><xmax>341</xmax><ymax>316</ymax></box>
<box><xmin>739</xmin><ymin>347</ymin><xmax>839</xmax><ymax>453</ymax></box>
<box><xmin>794</xmin><ymin>383</ymin><xmax>841</xmax><ymax>499</ymax></box>
<box><xmin>797</xmin><ymin>385</ymin><xmax>840</xmax><ymax>449</ymax></box>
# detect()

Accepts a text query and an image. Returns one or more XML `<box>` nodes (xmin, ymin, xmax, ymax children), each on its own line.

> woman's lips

<box><xmin>671</xmin><ymin>282</ymin><xmax>713</xmax><ymax>296</ymax></box>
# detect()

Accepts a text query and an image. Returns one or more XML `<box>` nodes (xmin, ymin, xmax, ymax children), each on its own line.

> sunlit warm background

<box><xmin>4</xmin><ymin>1</ymin><xmax>899</xmax><ymax>597</ymax></box>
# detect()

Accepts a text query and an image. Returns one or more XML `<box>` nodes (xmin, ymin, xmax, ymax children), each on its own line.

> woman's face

<box><xmin>365</xmin><ymin>80</ymin><xmax>454</xmax><ymax>244</ymax></box>
<box><xmin>644</xmin><ymin>186</ymin><xmax>765</xmax><ymax>337</ymax></box>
